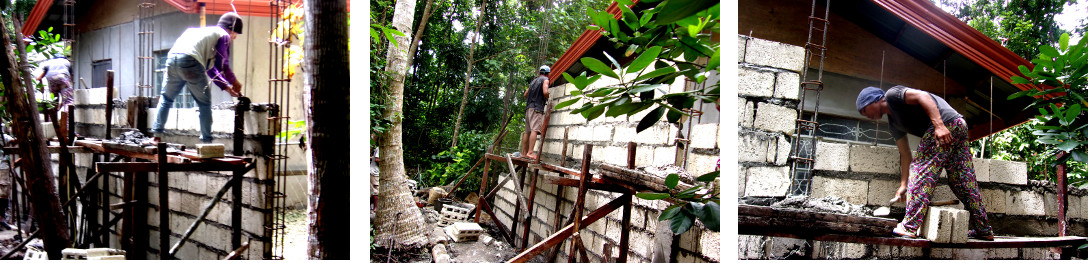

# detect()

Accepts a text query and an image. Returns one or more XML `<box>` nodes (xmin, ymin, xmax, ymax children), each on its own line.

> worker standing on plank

<box><xmin>856</xmin><ymin>85</ymin><xmax>994</xmax><ymax>240</ymax></box>
<box><xmin>148</xmin><ymin>12</ymin><xmax>244</xmax><ymax>144</ymax></box>
<box><xmin>523</xmin><ymin>65</ymin><xmax>550</xmax><ymax>160</ymax></box>
<box><xmin>36</xmin><ymin>53</ymin><xmax>73</xmax><ymax>137</ymax></box>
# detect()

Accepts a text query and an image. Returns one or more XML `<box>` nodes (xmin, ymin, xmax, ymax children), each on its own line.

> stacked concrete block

<box><xmin>873</xmin><ymin>245</ymin><xmax>922</xmax><ymax>259</ymax></box>
<box><xmin>740</xmin><ymin>99</ymin><xmax>755</xmax><ymax>127</ymax></box>
<box><xmin>745</xmin><ymin>166</ymin><xmax>791</xmax><ymax>197</ymax></box>
<box><xmin>849</xmin><ymin>145</ymin><xmax>900</xmax><ymax>174</ymax></box>
<box><xmin>921</xmin><ymin>207</ymin><xmax>953</xmax><ymax>243</ymax></box>
<box><xmin>744</xmin><ymin>37</ymin><xmax>806</xmax><ymax>72</ymax></box>
<box><xmin>1007</xmin><ymin>191</ymin><xmax>1045</xmax><ymax>216</ymax></box>
<box><xmin>1069</xmin><ymin>194</ymin><xmax>1084</xmax><ymax>218</ymax></box>
<box><xmin>754</xmin><ymin>102</ymin><xmax>797</xmax><ymax>134</ymax></box>
<box><xmin>813</xmin><ymin>141</ymin><xmax>849</xmax><ymax>171</ymax></box>
<box><xmin>866</xmin><ymin>179</ymin><xmax>904</xmax><ymax>207</ymax></box>
<box><xmin>929</xmin><ymin>248</ymin><xmax>986</xmax><ymax>259</ymax></box>
<box><xmin>812</xmin><ymin>241</ymin><xmax>868</xmax><ymax>259</ymax></box>
<box><xmin>971</xmin><ymin>159</ymin><xmax>990</xmax><ymax>182</ymax></box>
<box><xmin>774</xmin><ymin>71</ymin><xmax>800</xmax><ymax>100</ymax></box>
<box><xmin>690</xmin><ymin>124</ymin><xmax>718</xmax><ymax>149</ymax></box>
<box><xmin>739</xmin><ymin>66</ymin><xmax>775</xmax><ymax>97</ymax></box>
<box><xmin>811</xmin><ymin>176</ymin><xmax>868</xmax><ymax>205</ymax></box>
<box><xmin>444</xmin><ymin>222</ymin><xmax>485</xmax><ymax>242</ymax></box>
<box><xmin>739</xmin><ymin>131</ymin><xmax>782</xmax><ymax>164</ymax></box>
<box><xmin>981</xmin><ymin>188</ymin><xmax>1006</xmax><ymax>214</ymax></box>
<box><xmin>948</xmin><ymin>209</ymin><xmax>969</xmax><ymax>243</ymax></box>
<box><xmin>988</xmin><ymin>159</ymin><xmax>1027</xmax><ymax>185</ymax></box>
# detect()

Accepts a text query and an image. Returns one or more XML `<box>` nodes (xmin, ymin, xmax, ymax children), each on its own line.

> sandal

<box><xmin>892</xmin><ymin>223</ymin><xmax>918</xmax><ymax>238</ymax></box>
<box><xmin>968</xmin><ymin>230</ymin><xmax>994</xmax><ymax>241</ymax></box>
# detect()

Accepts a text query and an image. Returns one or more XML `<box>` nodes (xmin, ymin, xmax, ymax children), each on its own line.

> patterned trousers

<box><xmin>901</xmin><ymin>118</ymin><xmax>993</xmax><ymax>236</ymax></box>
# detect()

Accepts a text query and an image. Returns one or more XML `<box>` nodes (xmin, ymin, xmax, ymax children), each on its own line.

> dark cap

<box><xmin>218</xmin><ymin>12</ymin><xmax>243</xmax><ymax>34</ymax></box>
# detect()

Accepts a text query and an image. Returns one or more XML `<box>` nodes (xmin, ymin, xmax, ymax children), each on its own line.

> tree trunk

<box><xmin>0</xmin><ymin>15</ymin><xmax>71</xmax><ymax>260</ymax></box>
<box><xmin>405</xmin><ymin>0</ymin><xmax>436</xmax><ymax>69</ymax></box>
<box><xmin>375</xmin><ymin>0</ymin><xmax>428</xmax><ymax>249</ymax></box>
<box><xmin>451</xmin><ymin>0</ymin><xmax>487</xmax><ymax>148</ymax></box>
<box><xmin>303</xmin><ymin>0</ymin><xmax>350</xmax><ymax>259</ymax></box>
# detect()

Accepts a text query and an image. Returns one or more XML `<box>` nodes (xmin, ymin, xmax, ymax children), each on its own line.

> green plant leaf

<box><xmin>629</xmin><ymin>84</ymin><xmax>666</xmax><ymax>94</ymax></box>
<box><xmin>627</xmin><ymin>46</ymin><xmax>664</xmax><ymax>74</ymax></box>
<box><xmin>688</xmin><ymin>202</ymin><xmax>706</xmax><ymax>218</ymax></box>
<box><xmin>620</xmin><ymin>4</ymin><xmax>639</xmax><ymax>30</ymax></box>
<box><xmin>637</xmin><ymin>107</ymin><xmax>665</xmax><ymax>132</ymax></box>
<box><xmin>633</xmin><ymin>67</ymin><xmax>677</xmax><ymax>82</ymax></box>
<box><xmin>582</xmin><ymin>103</ymin><xmax>608</xmax><ymax>121</ymax></box>
<box><xmin>654</xmin><ymin>0</ymin><xmax>718</xmax><ymax>25</ymax></box>
<box><xmin>665</xmin><ymin>173</ymin><xmax>679</xmax><ymax>189</ymax></box>
<box><xmin>1019</xmin><ymin>65</ymin><xmax>1032</xmax><ymax>76</ymax></box>
<box><xmin>580</xmin><ymin>57</ymin><xmax>619</xmax><ymax>79</ymax></box>
<box><xmin>1041</xmin><ymin>45</ymin><xmax>1060</xmax><ymax>59</ymax></box>
<box><xmin>1010</xmin><ymin>76</ymin><xmax>1032</xmax><ymax>85</ymax></box>
<box><xmin>707</xmin><ymin>47</ymin><xmax>720</xmax><ymax>70</ymax></box>
<box><xmin>1061</xmin><ymin>33</ymin><xmax>1070</xmax><ymax>52</ymax></box>
<box><xmin>1057</xmin><ymin>140</ymin><xmax>1080</xmax><ymax>152</ymax></box>
<box><xmin>605</xmin><ymin>100</ymin><xmax>645</xmax><ymax>117</ymax></box>
<box><xmin>699</xmin><ymin>201</ymin><xmax>720</xmax><ymax>232</ymax></box>
<box><xmin>666</xmin><ymin>108</ymin><xmax>682</xmax><ymax>123</ymax></box>
<box><xmin>636</xmin><ymin>192</ymin><xmax>671</xmax><ymax>200</ymax></box>
<box><xmin>1072</xmin><ymin>150</ymin><xmax>1088</xmax><ymax>163</ymax></box>
<box><xmin>555</xmin><ymin>97</ymin><xmax>580</xmax><ymax>109</ymax></box>
<box><xmin>696</xmin><ymin>171</ymin><xmax>719</xmax><ymax>182</ymax></box>
<box><xmin>659</xmin><ymin>204</ymin><xmax>682</xmax><ymax>220</ymax></box>
<box><xmin>669</xmin><ymin>212</ymin><xmax>695</xmax><ymax>235</ymax></box>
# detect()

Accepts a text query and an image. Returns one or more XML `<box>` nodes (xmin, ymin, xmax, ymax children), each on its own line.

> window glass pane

<box><xmin>153</xmin><ymin>51</ymin><xmax>195</xmax><ymax>108</ymax></box>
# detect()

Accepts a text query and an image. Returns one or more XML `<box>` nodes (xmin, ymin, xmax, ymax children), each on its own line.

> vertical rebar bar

<box><xmin>266</xmin><ymin>1</ymin><xmax>291</xmax><ymax>259</ymax></box>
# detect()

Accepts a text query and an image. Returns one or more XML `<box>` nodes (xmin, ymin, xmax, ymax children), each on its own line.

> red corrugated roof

<box><xmin>20</xmin><ymin>0</ymin><xmax>55</xmax><ymax>37</ymax></box>
<box><xmin>548</xmin><ymin>1</ymin><xmax>631</xmax><ymax>85</ymax></box>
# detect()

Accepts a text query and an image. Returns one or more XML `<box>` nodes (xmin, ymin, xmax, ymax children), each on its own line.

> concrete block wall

<box><xmin>738</xmin><ymin>35</ymin><xmax>803</xmax><ymax>198</ymax></box>
<box><xmin>43</xmin><ymin>88</ymin><xmax>309</xmax><ymax>259</ymax></box>
<box><xmin>741</xmin><ymin>139</ymin><xmax>1088</xmax><ymax>259</ymax></box>
<box><xmin>487</xmin><ymin>40</ymin><xmax>721</xmax><ymax>262</ymax></box>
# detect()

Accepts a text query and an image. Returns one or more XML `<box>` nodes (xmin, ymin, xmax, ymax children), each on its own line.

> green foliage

<box><xmin>643</xmin><ymin>171</ymin><xmax>720</xmax><ymax>235</ymax></box>
<box><xmin>1006</xmin><ymin>33</ymin><xmax>1088</xmax><ymax>187</ymax></box>
<box><xmin>940</xmin><ymin>0</ymin><xmax>1071</xmax><ymax>59</ymax></box>
<box><xmin>422</xmin><ymin>130</ymin><xmax>494</xmax><ymax>196</ymax></box>
<box><xmin>557</xmin><ymin>0</ymin><xmax>720</xmax><ymax>132</ymax></box>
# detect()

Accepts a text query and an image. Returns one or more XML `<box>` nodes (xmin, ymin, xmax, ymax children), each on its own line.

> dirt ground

<box><xmin>282</xmin><ymin>208</ymin><xmax>308</xmax><ymax>260</ymax></box>
<box><xmin>370</xmin><ymin>206</ymin><xmax>537</xmax><ymax>263</ymax></box>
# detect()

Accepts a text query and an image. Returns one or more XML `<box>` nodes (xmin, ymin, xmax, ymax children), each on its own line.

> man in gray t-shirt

<box><xmin>857</xmin><ymin>85</ymin><xmax>993</xmax><ymax>240</ymax></box>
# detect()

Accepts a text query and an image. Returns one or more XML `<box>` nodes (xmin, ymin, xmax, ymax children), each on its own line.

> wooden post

<box><xmin>522</xmin><ymin>169</ymin><xmax>539</xmax><ymax>248</ymax></box>
<box><xmin>475</xmin><ymin>158</ymin><xmax>491</xmax><ymax>223</ymax></box>
<box><xmin>105</xmin><ymin>71</ymin><xmax>114</xmax><ymax>139</ymax></box>
<box><xmin>134</xmin><ymin>168</ymin><xmax>149</xmax><ymax>259</ymax></box>
<box><xmin>232</xmin><ymin>168</ymin><xmax>243</xmax><ymax>249</ymax></box>
<box><xmin>618</xmin><ymin>142</ymin><xmax>635</xmax><ymax>262</ymax></box>
<box><xmin>101</xmin><ymin>154</ymin><xmax>110</xmax><ymax>246</ymax></box>
<box><xmin>511</xmin><ymin>164</ymin><xmax>526</xmax><ymax>243</ymax></box>
<box><xmin>234</xmin><ymin>97</ymin><xmax>249</xmax><ymax>156</ymax></box>
<box><xmin>549</xmin><ymin>129</ymin><xmax>569</xmax><ymax>263</ymax></box>
<box><xmin>157</xmin><ymin>143</ymin><xmax>170</xmax><ymax>258</ymax></box>
<box><xmin>1057</xmin><ymin>152</ymin><xmax>1068</xmax><ymax>237</ymax></box>
<box><xmin>569</xmin><ymin>145</ymin><xmax>593</xmax><ymax>263</ymax></box>
<box><xmin>121</xmin><ymin>159</ymin><xmax>134</xmax><ymax>254</ymax></box>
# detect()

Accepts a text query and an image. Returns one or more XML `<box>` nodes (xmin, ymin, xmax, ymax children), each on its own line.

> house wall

<box><xmin>71</xmin><ymin>9</ymin><xmax>307</xmax><ymax>133</ymax></box>
<box><xmin>738</xmin><ymin>0</ymin><xmax>970</xmax><ymax>119</ymax></box>
<box><xmin>47</xmin><ymin>83</ymin><xmax>308</xmax><ymax>259</ymax></box>
<box><xmin>738</xmin><ymin>35</ymin><xmax>1087</xmax><ymax>260</ymax></box>
<box><xmin>488</xmin><ymin>67</ymin><xmax>721</xmax><ymax>262</ymax></box>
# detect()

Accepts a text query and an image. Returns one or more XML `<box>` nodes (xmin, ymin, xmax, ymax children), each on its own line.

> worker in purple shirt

<box><xmin>149</xmin><ymin>12</ymin><xmax>244</xmax><ymax>144</ymax></box>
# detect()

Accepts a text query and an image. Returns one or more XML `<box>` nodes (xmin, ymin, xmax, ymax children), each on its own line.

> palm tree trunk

<box><xmin>375</xmin><ymin>0</ymin><xmax>428</xmax><ymax>249</ymax></box>
<box><xmin>303</xmin><ymin>0</ymin><xmax>350</xmax><ymax>259</ymax></box>
<box><xmin>451</xmin><ymin>0</ymin><xmax>487</xmax><ymax>148</ymax></box>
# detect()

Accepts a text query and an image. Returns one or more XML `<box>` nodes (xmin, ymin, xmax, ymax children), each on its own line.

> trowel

<box><xmin>873</xmin><ymin>197</ymin><xmax>959</xmax><ymax>217</ymax></box>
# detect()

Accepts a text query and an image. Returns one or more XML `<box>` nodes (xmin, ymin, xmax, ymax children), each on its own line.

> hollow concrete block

<box><xmin>921</xmin><ymin>207</ymin><xmax>952</xmax><ymax>243</ymax></box>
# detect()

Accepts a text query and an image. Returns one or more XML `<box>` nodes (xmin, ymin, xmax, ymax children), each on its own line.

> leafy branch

<box><xmin>554</xmin><ymin>0</ymin><xmax>720</xmax><ymax>133</ymax></box>
<box><xmin>634</xmin><ymin>170</ymin><xmax>719</xmax><ymax>234</ymax></box>
<box><xmin>1008</xmin><ymin>33</ymin><xmax>1088</xmax><ymax>165</ymax></box>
